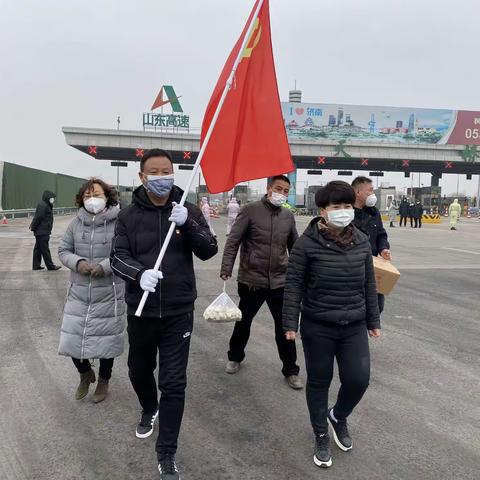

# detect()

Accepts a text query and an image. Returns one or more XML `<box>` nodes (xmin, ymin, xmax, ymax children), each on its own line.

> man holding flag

<box><xmin>111</xmin><ymin>148</ymin><xmax>217</xmax><ymax>479</ymax></box>
<box><xmin>122</xmin><ymin>0</ymin><xmax>296</xmax><ymax>474</ymax></box>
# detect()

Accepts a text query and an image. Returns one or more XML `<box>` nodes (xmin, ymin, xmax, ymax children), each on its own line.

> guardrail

<box><xmin>0</xmin><ymin>207</ymin><xmax>78</xmax><ymax>219</ymax></box>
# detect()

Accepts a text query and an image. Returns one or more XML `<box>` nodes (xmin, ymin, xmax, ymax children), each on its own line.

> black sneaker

<box><xmin>327</xmin><ymin>407</ymin><xmax>353</xmax><ymax>451</ymax></box>
<box><xmin>313</xmin><ymin>433</ymin><xmax>332</xmax><ymax>468</ymax></box>
<box><xmin>158</xmin><ymin>454</ymin><xmax>180</xmax><ymax>479</ymax></box>
<box><xmin>135</xmin><ymin>410</ymin><xmax>158</xmax><ymax>439</ymax></box>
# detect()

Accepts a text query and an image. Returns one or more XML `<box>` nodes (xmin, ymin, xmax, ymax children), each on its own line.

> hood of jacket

<box><xmin>132</xmin><ymin>184</ymin><xmax>183</xmax><ymax>210</ymax></box>
<box><xmin>42</xmin><ymin>190</ymin><xmax>56</xmax><ymax>203</ymax></box>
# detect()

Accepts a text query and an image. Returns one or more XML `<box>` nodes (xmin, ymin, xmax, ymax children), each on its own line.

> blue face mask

<box><xmin>145</xmin><ymin>174</ymin><xmax>174</xmax><ymax>198</ymax></box>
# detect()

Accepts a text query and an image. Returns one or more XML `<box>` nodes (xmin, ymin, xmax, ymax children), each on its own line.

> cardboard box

<box><xmin>372</xmin><ymin>256</ymin><xmax>400</xmax><ymax>295</ymax></box>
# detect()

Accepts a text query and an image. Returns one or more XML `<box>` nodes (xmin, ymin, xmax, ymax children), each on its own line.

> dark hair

<box><xmin>351</xmin><ymin>176</ymin><xmax>373</xmax><ymax>188</ymax></box>
<box><xmin>315</xmin><ymin>181</ymin><xmax>356</xmax><ymax>208</ymax></box>
<box><xmin>76</xmin><ymin>178</ymin><xmax>118</xmax><ymax>208</ymax></box>
<box><xmin>140</xmin><ymin>148</ymin><xmax>173</xmax><ymax>171</ymax></box>
<box><xmin>268</xmin><ymin>175</ymin><xmax>290</xmax><ymax>186</ymax></box>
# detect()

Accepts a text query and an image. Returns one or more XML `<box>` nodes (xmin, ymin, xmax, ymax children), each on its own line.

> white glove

<box><xmin>168</xmin><ymin>202</ymin><xmax>188</xmax><ymax>226</ymax></box>
<box><xmin>140</xmin><ymin>269</ymin><xmax>163</xmax><ymax>293</ymax></box>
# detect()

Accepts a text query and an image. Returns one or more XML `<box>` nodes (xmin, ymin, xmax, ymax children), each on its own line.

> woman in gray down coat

<box><xmin>58</xmin><ymin>179</ymin><xmax>125</xmax><ymax>403</ymax></box>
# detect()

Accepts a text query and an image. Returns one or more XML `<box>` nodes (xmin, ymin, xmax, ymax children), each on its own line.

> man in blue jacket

<box><xmin>352</xmin><ymin>176</ymin><xmax>391</xmax><ymax>313</ymax></box>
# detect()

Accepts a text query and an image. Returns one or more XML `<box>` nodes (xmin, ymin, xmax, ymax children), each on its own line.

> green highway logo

<box><xmin>151</xmin><ymin>85</ymin><xmax>183</xmax><ymax>113</ymax></box>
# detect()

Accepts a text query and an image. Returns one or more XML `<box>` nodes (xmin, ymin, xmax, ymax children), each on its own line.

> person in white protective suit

<box><xmin>201</xmin><ymin>197</ymin><xmax>216</xmax><ymax>237</ymax></box>
<box><xmin>226</xmin><ymin>197</ymin><xmax>241</xmax><ymax>235</ymax></box>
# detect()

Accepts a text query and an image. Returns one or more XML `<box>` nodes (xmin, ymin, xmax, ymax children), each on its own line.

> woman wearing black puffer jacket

<box><xmin>282</xmin><ymin>181</ymin><xmax>381</xmax><ymax>469</ymax></box>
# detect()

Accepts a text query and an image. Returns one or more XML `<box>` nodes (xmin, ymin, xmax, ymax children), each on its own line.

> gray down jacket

<box><xmin>58</xmin><ymin>207</ymin><xmax>125</xmax><ymax>360</ymax></box>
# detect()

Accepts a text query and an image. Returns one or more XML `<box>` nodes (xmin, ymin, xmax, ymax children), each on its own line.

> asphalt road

<box><xmin>0</xmin><ymin>213</ymin><xmax>479</xmax><ymax>480</ymax></box>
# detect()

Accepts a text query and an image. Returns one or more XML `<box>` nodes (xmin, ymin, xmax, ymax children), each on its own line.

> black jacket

<box><xmin>353</xmin><ymin>206</ymin><xmax>390</xmax><ymax>256</ymax></box>
<box><xmin>413</xmin><ymin>203</ymin><xmax>424</xmax><ymax>219</ymax></box>
<box><xmin>282</xmin><ymin>218</ymin><xmax>380</xmax><ymax>332</ymax></box>
<box><xmin>399</xmin><ymin>200</ymin><xmax>409</xmax><ymax>217</ymax></box>
<box><xmin>30</xmin><ymin>190</ymin><xmax>56</xmax><ymax>236</ymax></box>
<box><xmin>110</xmin><ymin>185</ymin><xmax>218</xmax><ymax>318</ymax></box>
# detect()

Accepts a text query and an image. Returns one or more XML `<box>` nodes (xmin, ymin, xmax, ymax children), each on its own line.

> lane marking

<box><xmin>442</xmin><ymin>247</ymin><xmax>480</xmax><ymax>256</ymax></box>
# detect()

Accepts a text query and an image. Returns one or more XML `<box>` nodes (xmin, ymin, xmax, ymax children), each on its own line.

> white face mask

<box><xmin>365</xmin><ymin>194</ymin><xmax>377</xmax><ymax>207</ymax></box>
<box><xmin>269</xmin><ymin>191</ymin><xmax>287</xmax><ymax>207</ymax></box>
<box><xmin>49</xmin><ymin>198</ymin><xmax>55</xmax><ymax>205</ymax></box>
<box><xmin>327</xmin><ymin>209</ymin><xmax>355</xmax><ymax>228</ymax></box>
<box><xmin>84</xmin><ymin>197</ymin><xmax>106</xmax><ymax>214</ymax></box>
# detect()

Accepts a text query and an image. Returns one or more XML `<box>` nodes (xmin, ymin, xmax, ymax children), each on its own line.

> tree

<box><xmin>459</xmin><ymin>145</ymin><xmax>480</xmax><ymax>163</ymax></box>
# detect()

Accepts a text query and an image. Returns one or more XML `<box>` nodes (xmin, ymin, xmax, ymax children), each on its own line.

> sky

<box><xmin>1</xmin><ymin>0</ymin><xmax>479</xmax><ymax>198</ymax></box>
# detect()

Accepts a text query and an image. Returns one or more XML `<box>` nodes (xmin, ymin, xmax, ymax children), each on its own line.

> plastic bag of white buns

<box><xmin>203</xmin><ymin>283</ymin><xmax>242</xmax><ymax>323</ymax></box>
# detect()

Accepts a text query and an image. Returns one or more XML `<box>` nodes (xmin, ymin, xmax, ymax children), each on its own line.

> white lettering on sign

<box><xmin>465</xmin><ymin>128</ymin><xmax>480</xmax><ymax>139</ymax></box>
<box><xmin>474</xmin><ymin>118</ymin><xmax>480</xmax><ymax>125</ymax></box>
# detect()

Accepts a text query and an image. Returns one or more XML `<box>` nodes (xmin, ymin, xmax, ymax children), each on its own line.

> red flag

<box><xmin>200</xmin><ymin>0</ymin><xmax>293</xmax><ymax>193</ymax></box>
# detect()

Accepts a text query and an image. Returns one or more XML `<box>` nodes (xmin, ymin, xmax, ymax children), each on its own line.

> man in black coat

<box><xmin>413</xmin><ymin>201</ymin><xmax>424</xmax><ymax>228</ymax></box>
<box><xmin>352</xmin><ymin>177</ymin><xmax>391</xmax><ymax>313</ymax></box>
<box><xmin>399</xmin><ymin>197</ymin><xmax>409</xmax><ymax>227</ymax></box>
<box><xmin>110</xmin><ymin>148</ymin><xmax>217</xmax><ymax>480</ymax></box>
<box><xmin>30</xmin><ymin>190</ymin><xmax>61</xmax><ymax>271</ymax></box>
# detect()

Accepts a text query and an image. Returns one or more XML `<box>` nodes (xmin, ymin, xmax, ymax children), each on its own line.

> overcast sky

<box><xmin>1</xmin><ymin>0</ymin><xmax>479</xmax><ymax>197</ymax></box>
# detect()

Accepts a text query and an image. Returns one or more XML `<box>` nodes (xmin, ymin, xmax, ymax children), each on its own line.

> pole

<box><xmin>477</xmin><ymin>174</ymin><xmax>480</xmax><ymax>208</ymax></box>
<box><xmin>135</xmin><ymin>0</ymin><xmax>266</xmax><ymax>317</ymax></box>
<box><xmin>456</xmin><ymin>174</ymin><xmax>460</xmax><ymax>197</ymax></box>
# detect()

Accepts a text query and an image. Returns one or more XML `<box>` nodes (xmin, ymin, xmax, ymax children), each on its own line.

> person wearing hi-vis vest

<box><xmin>110</xmin><ymin>148</ymin><xmax>217</xmax><ymax>480</ymax></box>
<box><xmin>449</xmin><ymin>198</ymin><xmax>462</xmax><ymax>230</ymax></box>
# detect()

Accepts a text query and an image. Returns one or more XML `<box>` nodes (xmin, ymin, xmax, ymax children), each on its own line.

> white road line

<box><xmin>442</xmin><ymin>247</ymin><xmax>480</xmax><ymax>255</ymax></box>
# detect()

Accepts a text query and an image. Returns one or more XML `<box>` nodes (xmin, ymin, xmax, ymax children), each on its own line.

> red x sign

<box><xmin>88</xmin><ymin>146</ymin><xmax>97</xmax><ymax>155</ymax></box>
<box><xmin>361</xmin><ymin>158</ymin><xmax>369</xmax><ymax>166</ymax></box>
<box><xmin>445</xmin><ymin>161</ymin><xmax>453</xmax><ymax>169</ymax></box>
<box><xmin>317</xmin><ymin>156</ymin><xmax>326</xmax><ymax>165</ymax></box>
<box><xmin>402</xmin><ymin>160</ymin><xmax>410</xmax><ymax>168</ymax></box>
<box><xmin>183</xmin><ymin>151</ymin><xmax>191</xmax><ymax>160</ymax></box>
<box><xmin>135</xmin><ymin>148</ymin><xmax>144</xmax><ymax>158</ymax></box>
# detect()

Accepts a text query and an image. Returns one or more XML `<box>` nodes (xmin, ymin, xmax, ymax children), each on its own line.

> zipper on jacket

<box><xmin>81</xmin><ymin>215</ymin><xmax>95</xmax><ymax>361</ymax></box>
<box><xmin>158</xmin><ymin>210</ymin><xmax>162</xmax><ymax>318</ymax></box>
<box><xmin>268</xmin><ymin>214</ymin><xmax>273</xmax><ymax>288</ymax></box>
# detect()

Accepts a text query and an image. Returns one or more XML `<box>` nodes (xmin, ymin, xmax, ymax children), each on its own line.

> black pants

<box><xmin>378</xmin><ymin>293</ymin><xmax>385</xmax><ymax>314</ymax></box>
<box><xmin>414</xmin><ymin>217</ymin><xmax>422</xmax><ymax>228</ymax></box>
<box><xmin>228</xmin><ymin>283</ymin><xmax>299</xmax><ymax>377</ymax></box>
<box><xmin>127</xmin><ymin>312</ymin><xmax>193</xmax><ymax>456</ymax></box>
<box><xmin>400</xmin><ymin>216</ymin><xmax>407</xmax><ymax>227</ymax></box>
<box><xmin>410</xmin><ymin>216</ymin><xmax>414</xmax><ymax>227</ymax></box>
<box><xmin>301</xmin><ymin>320</ymin><xmax>370</xmax><ymax>435</ymax></box>
<box><xmin>32</xmin><ymin>235</ymin><xmax>55</xmax><ymax>269</ymax></box>
<box><xmin>72</xmin><ymin>357</ymin><xmax>114</xmax><ymax>380</ymax></box>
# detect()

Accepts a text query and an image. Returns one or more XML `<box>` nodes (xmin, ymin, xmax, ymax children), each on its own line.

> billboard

<box><xmin>281</xmin><ymin>102</ymin><xmax>480</xmax><ymax>146</ymax></box>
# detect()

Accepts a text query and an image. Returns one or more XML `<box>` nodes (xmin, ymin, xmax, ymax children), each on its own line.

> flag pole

<box><xmin>135</xmin><ymin>0</ymin><xmax>266</xmax><ymax>317</ymax></box>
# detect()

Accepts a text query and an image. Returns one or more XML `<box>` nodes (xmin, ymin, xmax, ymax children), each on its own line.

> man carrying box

<box><xmin>352</xmin><ymin>176</ymin><xmax>392</xmax><ymax>313</ymax></box>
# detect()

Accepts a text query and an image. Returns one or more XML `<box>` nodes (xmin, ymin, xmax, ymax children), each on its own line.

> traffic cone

<box><xmin>1</xmin><ymin>215</ymin><xmax>8</xmax><ymax>226</ymax></box>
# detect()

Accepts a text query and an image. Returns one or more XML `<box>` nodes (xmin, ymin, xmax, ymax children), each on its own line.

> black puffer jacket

<box><xmin>110</xmin><ymin>185</ymin><xmax>218</xmax><ymax>318</ymax></box>
<box><xmin>413</xmin><ymin>203</ymin><xmax>424</xmax><ymax>219</ymax></box>
<box><xmin>30</xmin><ymin>190</ymin><xmax>56</xmax><ymax>236</ymax></box>
<box><xmin>282</xmin><ymin>218</ymin><xmax>380</xmax><ymax>332</ymax></box>
<box><xmin>399</xmin><ymin>200</ymin><xmax>409</xmax><ymax>216</ymax></box>
<box><xmin>353</xmin><ymin>206</ymin><xmax>390</xmax><ymax>256</ymax></box>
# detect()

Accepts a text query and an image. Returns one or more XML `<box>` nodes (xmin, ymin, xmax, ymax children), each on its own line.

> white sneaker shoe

<box><xmin>225</xmin><ymin>361</ymin><xmax>241</xmax><ymax>374</ymax></box>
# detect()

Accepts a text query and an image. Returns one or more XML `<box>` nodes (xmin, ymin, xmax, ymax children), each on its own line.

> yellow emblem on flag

<box><xmin>242</xmin><ymin>18</ymin><xmax>262</xmax><ymax>59</ymax></box>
